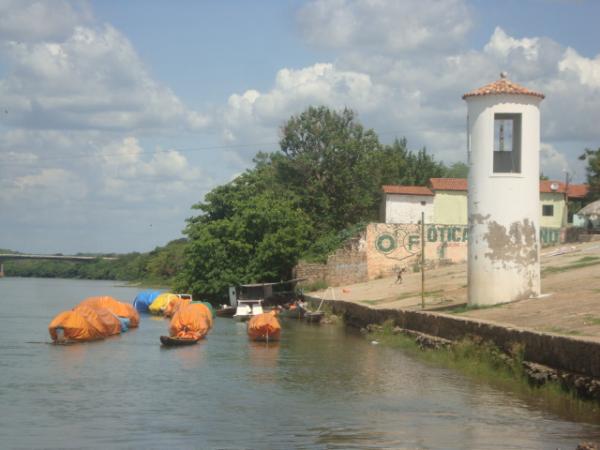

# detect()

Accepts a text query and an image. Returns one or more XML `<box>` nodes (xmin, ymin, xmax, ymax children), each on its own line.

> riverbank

<box><xmin>304</xmin><ymin>241</ymin><xmax>600</xmax><ymax>402</ymax></box>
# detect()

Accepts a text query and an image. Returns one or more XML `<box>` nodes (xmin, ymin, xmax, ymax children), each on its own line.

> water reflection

<box><xmin>1</xmin><ymin>278</ymin><xmax>600</xmax><ymax>449</ymax></box>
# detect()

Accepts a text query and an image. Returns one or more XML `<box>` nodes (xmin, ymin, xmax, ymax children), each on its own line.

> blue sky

<box><xmin>1</xmin><ymin>0</ymin><xmax>599</xmax><ymax>254</ymax></box>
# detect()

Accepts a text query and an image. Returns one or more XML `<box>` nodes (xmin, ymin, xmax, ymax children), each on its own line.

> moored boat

<box><xmin>216</xmin><ymin>305</ymin><xmax>236</xmax><ymax>317</ymax></box>
<box><xmin>278</xmin><ymin>302</ymin><xmax>306</xmax><ymax>319</ymax></box>
<box><xmin>233</xmin><ymin>299</ymin><xmax>264</xmax><ymax>321</ymax></box>
<box><xmin>247</xmin><ymin>311</ymin><xmax>281</xmax><ymax>342</ymax></box>
<box><xmin>160</xmin><ymin>335</ymin><xmax>200</xmax><ymax>346</ymax></box>
<box><xmin>304</xmin><ymin>311</ymin><xmax>324</xmax><ymax>323</ymax></box>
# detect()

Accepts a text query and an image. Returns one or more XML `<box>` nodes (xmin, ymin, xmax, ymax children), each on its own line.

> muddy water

<box><xmin>1</xmin><ymin>277</ymin><xmax>599</xmax><ymax>449</ymax></box>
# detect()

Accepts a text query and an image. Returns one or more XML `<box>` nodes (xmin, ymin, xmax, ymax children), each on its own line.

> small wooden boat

<box><xmin>160</xmin><ymin>335</ymin><xmax>200</xmax><ymax>346</ymax></box>
<box><xmin>278</xmin><ymin>305</ymin><xmax>305</xmax><ymax>319</ymax></box>
<box><xmin>216</xmin><ymin>305</ymin><xmax>236</xmax><ymax>318</ymax></box>
<box><xmin>304</xmin><ymin>311</ymin><xmax>324</xmax><ymax>323</ymax></box>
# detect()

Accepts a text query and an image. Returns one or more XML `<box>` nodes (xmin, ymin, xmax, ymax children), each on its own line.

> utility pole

<box><xmin>564</xmin><ymin>171</ymin><xmax>571</xmax><ymax>226</ymax></box>
<box><xmin>421</xmin><ymin>210</ymin><xmax>425</xmax><ymax>309</ymax></box>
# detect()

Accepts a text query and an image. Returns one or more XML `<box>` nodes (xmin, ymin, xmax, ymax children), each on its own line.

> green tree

<box><xmin>445</xmin><ymin>161</ymin><xmax>469</xmax><ymax>179</ymax></box>
<box><xmin>176</xmin><ymin>190</ymin><xmax>312</xmax><ymax>300</ymax></box>
<box><xmin>275</xmin><ymin>106</ymin><xmax>383</xmax><ymax>232</ymax></box>
<box><xmin>579</xmin><ymin>147</ymin><xmax>600</xmax><ymax>201</ymax></box>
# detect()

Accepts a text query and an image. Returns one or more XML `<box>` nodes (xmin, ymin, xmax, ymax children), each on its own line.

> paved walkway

<box><xmin>310</xmin><ymin>241</ymin><xmax>600</xmax><ymax>339</ymax></box>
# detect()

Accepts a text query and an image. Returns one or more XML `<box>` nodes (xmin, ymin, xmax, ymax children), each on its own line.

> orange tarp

<box><xmin>194</xmin><ymin>302</ymin><xmax>214</xmax><ymax>329</ymax></box>
<box><xmin>169</xmin><ymin>303</ymin><xmax>210</xmax><ymax>340</ymax></box>
<box><xmin>163</xmin><ymin>297</ymin><xmax>191</xmax><ymax>318</ymax></box>
<box><xmin>48</xmin><ymin>306</ymin><xmax>121</xmax><ymax>342</ymax></box>
<box><xmin>78</xmin><ymin>296</ymin><xmax>140</xmax><ymax>327</ymax></box>
<box><xmin>247</xmin><ymin>311</ymin><xmax>281</xmax><ymax>342</ymax></box>
<box><xmin>74</xmin><ymin>305</ymin><xmax>122</xmax><ymax>337</ymax></box>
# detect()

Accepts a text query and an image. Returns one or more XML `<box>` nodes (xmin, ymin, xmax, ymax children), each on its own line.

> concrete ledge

<box><xmin>307</xmin><ymin>296</ymin><xmax>600</xmax><ymax>379</ymax></box>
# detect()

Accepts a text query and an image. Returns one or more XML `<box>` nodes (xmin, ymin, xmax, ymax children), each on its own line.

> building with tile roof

<box><xmin>381</xmin><ymin>177</ymin><xmax>588</xmax><ymax>228</ymax></box>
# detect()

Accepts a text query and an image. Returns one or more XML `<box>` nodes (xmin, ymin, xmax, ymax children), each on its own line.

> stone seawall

<box><xmin>306</xmin><ymin>297</ymin><xmax>600</xmax><ymax>381</ymax></box>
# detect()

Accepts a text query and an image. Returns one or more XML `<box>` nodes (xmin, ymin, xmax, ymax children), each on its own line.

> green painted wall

<box><xmin>540</xmin><ymin>192</ymin><xmax>566</xmax><ymax>228</ymax></box>
<box><xmin>433</xmin><ymin>191</ymin><xmax>468</xmax><ymax>225</ymax></box>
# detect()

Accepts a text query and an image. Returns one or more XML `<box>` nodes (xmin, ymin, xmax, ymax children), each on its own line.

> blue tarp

<box><xmin>133</xmin><ymin>290</ymin><xmax>162</xmax><ymax>312</ymax></box>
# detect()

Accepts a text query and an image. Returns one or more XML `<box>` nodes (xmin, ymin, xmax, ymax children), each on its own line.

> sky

<box><xmin>1</xmin><ymin>0</ymin><xmax>599</xmax><ymax>254</ymax></box>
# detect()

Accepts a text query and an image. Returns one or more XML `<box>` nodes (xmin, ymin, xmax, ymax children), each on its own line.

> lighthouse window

<box><xmin>542</xmin><ymin>205</ymin><xmax>554</xmax><ymax>216</ymax></box>
<box><xmin>493</xmin><ymin>113</ymin><xmax>521</xmax><ymax>173</ymax></box>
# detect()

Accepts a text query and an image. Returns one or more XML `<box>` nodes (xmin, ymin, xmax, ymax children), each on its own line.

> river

<box><xmin>0</xmin><ymin>277</ymin><xmax>599</xmax><ymax>449</ymax></box>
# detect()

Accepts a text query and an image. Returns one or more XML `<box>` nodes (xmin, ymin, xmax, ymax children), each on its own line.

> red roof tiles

<box><xmin>384</xmin><ymin>179</ymin><xmax>588</xmax><ymax>198</ymax></box>
<box><xmin>539</xmin><ymin>181</ymin><xmax>589</xmax><ymax>198</ymax></box>
<box><xmin>463</xmin><ymin>75</ymin><xmax>544</xmax><ymax>100</ymax></box>
<box><xmin>429</xmin><ymin>178</ymin><xmax>468</xmax><ymax>191</ymax></box>
<box><xmin>382</xmin><ymin>185</ymin><xmax>433</xmax><ymax>196</ymax></box>
<box><xmin>567</xmin><ymin>184</ymin><xmax>589</xmax><ymax>199</ymax></box>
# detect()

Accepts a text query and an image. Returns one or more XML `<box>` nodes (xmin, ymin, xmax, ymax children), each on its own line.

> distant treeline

<box><xmin>3</xmin><ymin>239</ymin><xmax>187</xmax><ymax>286</ymax></box>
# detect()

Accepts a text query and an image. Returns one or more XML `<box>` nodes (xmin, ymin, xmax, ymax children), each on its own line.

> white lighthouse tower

<box><xmin>463</xmin><ymin>73</ymin><xmax>545</xmax><ymax>306</ymax></box>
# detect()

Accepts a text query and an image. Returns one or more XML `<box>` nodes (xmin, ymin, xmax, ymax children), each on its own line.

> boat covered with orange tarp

<box><xmin>77</xmin><ymin>296</ymin><xmax>140</xmax><ymax>327</ymax></box>
<box><xmin>48</xmin><ymin>305</ymin><xmax>122</xmax><ymax>342</ymax></box>
<box><xmin>167</xmin><ymin>303</ymin><xmax>211</xmax><ymax>341</ymax></box>
<box><xmin>247</xmin><ymin>311</ymin><xmax>281</xmax><ymax>342</ymax></box>
<box><xmin>163</xmin><ymin>297</ymin><xmax>191</xmax><ymax>318</ymax></box>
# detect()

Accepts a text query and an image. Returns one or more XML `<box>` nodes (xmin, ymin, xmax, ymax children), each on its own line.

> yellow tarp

<box><xmin>148</xmin><ymin>293</ymin><xmax>179</xmax><ymax>315</ymax></box>
<box><xmin>169</xmin><ymin>303</ymin><xmax>211</xmax><ymax>340</ymax></box>
<box><xmin>78</xmin><ymin>295</ymin><xmax>140</xmax><ymax>327</ymax></box>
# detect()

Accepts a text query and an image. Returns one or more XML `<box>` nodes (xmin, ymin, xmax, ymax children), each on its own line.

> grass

<box><xmin>446</xmin><ymin>302</ymin><xmax>505</xmax><ymax>314</ymax></box>
<box><xmin>542</xmin><ymin>256</ymin><xmax>600</xmax><ymax>276</ymax></box>
<box><xmin>367</xmin><ymin>320</ymin><xmax>600</xmax><ymax>420</ymax></box>
<box><xmin>541</xmin><ymin>326</ymin><xmax>582</xmax><ymax>336</ymax></box>
<box><xmin>301</xmin><ymin>280</ymin><xmax>329</xmax><ymax>292</ymax></box>
<box><xmin>583</xmin><ymin>315</ymin><xmax>600</xmax><ymax>326</ymax></box>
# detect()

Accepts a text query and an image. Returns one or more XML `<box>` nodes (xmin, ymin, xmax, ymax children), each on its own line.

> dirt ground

<box><xmin>310</xmin><ymin>240</ymin><xmax>600</xmax><ymax>340</ymax></box>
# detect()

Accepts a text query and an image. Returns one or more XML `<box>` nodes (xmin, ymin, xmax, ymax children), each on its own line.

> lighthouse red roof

<box><xmin>463</xmin><ymin>74</ymin><xmax>545</xmax><ymax>100</ymax></box>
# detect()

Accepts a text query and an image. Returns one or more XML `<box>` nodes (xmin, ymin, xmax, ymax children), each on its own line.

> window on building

<box><xmin>542</xmin><ymin>204</ymin><xmax>554</xmax><ymax>216</ymax></box>
<box><xmin>493</xmin><ymin>113</ymin><xmax>522</xmax><ymax>173</ymax></box>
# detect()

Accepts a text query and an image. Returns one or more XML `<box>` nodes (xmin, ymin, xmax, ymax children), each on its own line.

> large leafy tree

<box><xmin>176</xmin><ymin>186</ymin><xmax>312</xmax><ymax>300</ymax></box>
<box><xmin>274</xmin><ymin>106</ymin><xmax>383</xmax><ymax>232</ymax></box>
<box><xmin>579</xmin><ymin>147</ymin><xmax>600</xmax><ymax>201</ymax></box>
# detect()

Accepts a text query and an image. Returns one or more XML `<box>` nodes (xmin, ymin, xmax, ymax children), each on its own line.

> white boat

<box><xmin>232</xmin><ymin>299</ymin><xmax>264</xmax><ymax>322</ymax></box>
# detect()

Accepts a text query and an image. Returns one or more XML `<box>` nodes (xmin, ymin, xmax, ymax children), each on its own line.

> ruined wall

<box><xmin>295</xmin><ymin>233</ymin><xmax>368</xmax><ymax>287</ymax></box>
<box><xmin>295</xmin><ymin>222</ymin><xmax>567</xmax><ymax>287</ymax></box>
<box><xmin>367</xmin><ymin>223</ymin><xmax>468</xmax><ymax>279</ymax></box>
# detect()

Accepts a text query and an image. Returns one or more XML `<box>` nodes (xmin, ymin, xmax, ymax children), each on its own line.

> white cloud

<box><xmin>298</xmin><ymin>0</ymin><xmax>472</xmax><ymax>54</ymax></box>
<box><xmin>0</xmin><ymin>24</ymin><xmax>210</xmax><ymax>132</ymax></box>
<box><xmin>484</xmin><ymin>27</ymin><xmax>540</xmax><ymax>61</ymax></box>
<box><xmin>0</xmin><ymin>167</ymin><xmax>87</xmax><ymax>205</ymax></box>
<box><xmin>222</xmin><ymin>63</ymin><xmax>387</xmax><ymax>145</ymax></box>
<box><xmin>0</xmin><ymin>0</ymin><xmax>91</xmax><ymax>42</ymax></box>
<box><xmin>540</xmin><ymin>143</ymin><xmax>570</xmax><ymax>177</ymax></box>
<box><xmin>98</xmin><ymin>136</ymin><xmax>205</xmax><ymax>199</ymax></box>
<box><xmin>558</xmin><ymin>47</ymin><xmax>600</xmax><ymax>89</ymax></box>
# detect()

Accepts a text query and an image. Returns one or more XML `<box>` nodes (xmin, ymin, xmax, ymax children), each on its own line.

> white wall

<box><xmin>467</xmin><ymin>94</ymin><xmax>542</xmax><ymax>306</ymax></box>
<box><xmin>385</xmin><ymin>194</ymin><xmax>434</xmax><ymax>224</ymax></box>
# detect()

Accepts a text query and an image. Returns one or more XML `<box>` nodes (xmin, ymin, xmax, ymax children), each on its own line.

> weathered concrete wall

<box><xmin>367</xmin><ymin>223</ymin><xmax>468</xmax><ymax>279</ymax></box>
<box><xmin>307</xmin><ymin>298</ymin><xmax>600</xmax><ymax>379</ymax></box>
<box><xmin>294</xmin><ymin>262</ymin><xmax>328</xmax><ymax>285</ymax></box>
<box><xmin>384</xmin><ymin>193</ymin><xmax>434</xmax><ymax>224</ymax></box>
<box><xmin>433</xmin><ymin>190</ymin><xmax>468</xmax><ymax>225</ymax></box>
<box><xmin>295</xmin><ymin>233</ymin><xmax>368</xmax><ymax>287</ymax></box>
<box><xmin>540</xmin><ymin>192</ymin><xmax>567</xmax><ymax>228</ymax></box>
<box><xmin>295</xmin><ymin>222</ymin><xmax>567</xmax><ymax>287</ymax></box>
